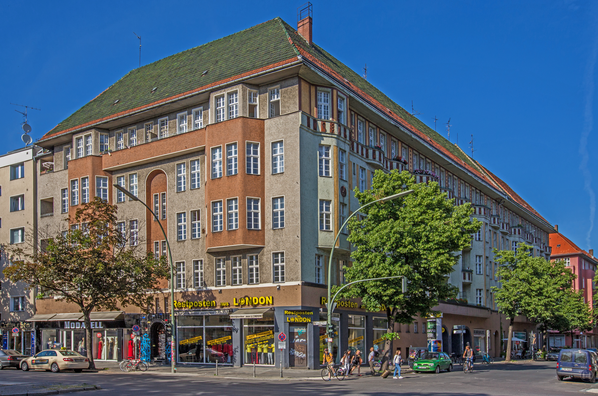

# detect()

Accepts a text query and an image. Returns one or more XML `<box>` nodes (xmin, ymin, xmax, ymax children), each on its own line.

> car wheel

<box><xmin>448</xmin><ymin>364</ymin><xmax>453</xmax><ymax>372</ymax></box>
<box><xmin>435</xmin><ymin>365</ymin><xmax>440</xmax><ymax>374</ymax></box>
<box><xmin>51</xmin><ymin>363</ymin><xmax>60</xmax><ymax>373</ymax></box>
<box><xmin>556</xmin><ymin>375</ymin><xmax>563</xmax><ymax>381</ymax></box>
<box><xmin>21</xmin><ymin>362</ymin><xmax>29</xmax><ymax>371</ymax></box>
<box><xmin>74</xmin><ymin>369</ymin><xmax>83</xmax><ymax>373</ymax></box>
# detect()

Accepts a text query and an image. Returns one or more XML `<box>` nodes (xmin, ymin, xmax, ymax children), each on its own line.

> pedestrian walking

<box><xmin>368</xmin><ymin>347</ymin><xmax>376</xmax><ymax>375</ymax></box>
<box><xmin>393</xmin><ymin>349</ymin><xmax>403</xmax><ymax>379</ymax></box>
<box><xmin>340</xmin><ymin>350</ymin><xmax>352</xmax><ymax>374</ymax></box>
<box><xmin>350</xmin><ymin>350</ymin><xmax>363</xmax><ymax>376</ymax></box>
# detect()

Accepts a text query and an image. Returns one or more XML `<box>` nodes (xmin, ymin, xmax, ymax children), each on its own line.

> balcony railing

<box><xmin>490</xmin><ymin>215</ymin><xmax>501</xmax><ymax>228</ymax></box>
<box><xmin>511</xmin><ymin>226</ymin><xmax>523</xmax><ymax>236</ymax></box>
<box><xmin>472</xmin><ymin>205</ymin><xmax>489</xmax><ymax>218</ymax></box>
<box><xmin>500</xmin><ymin>222</ymin><xmax>510</xmax><ymax>234</ymax></box>
<box><xmin>301</xmin><ymin>113</ymin><xmax>350</xmax><ymax>140</ymax></box>
<box><xmin>462</xmin><ymin>268</ymin><xmax>473</xmax><ymax>284</ymax></box>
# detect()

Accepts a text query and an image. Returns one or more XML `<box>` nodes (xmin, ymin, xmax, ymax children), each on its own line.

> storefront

<box><xmin>473</xmin><ymin>329</ymin><xmax>486</xmax><ymax>356</ymax></box>
<box><xmin>176</xmin><ymin>309</ymin><xmax>233</xmax><ymax>365</ymax></box>
<box><xmin>1</xmin><ymin>322</ymin><xmax>35</xmax><ymax>356</ymax></box>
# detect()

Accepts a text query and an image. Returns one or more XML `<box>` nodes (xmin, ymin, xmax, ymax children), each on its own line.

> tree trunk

<box><xmin>381</xmin><ymin>308</ymin><xmax>395</xmax><ymax>372</ymax></box>
<box><xmin>83</xmin><ymin>309</ymin><xmax>95</xmax><ymax>370</ymax></box>
<box><xmin>505</xmin><ymin>319</ymin><xmax>513</xmax><ymax>362</ymax></box>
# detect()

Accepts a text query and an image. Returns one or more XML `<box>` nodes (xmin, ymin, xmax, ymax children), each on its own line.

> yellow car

<box><xmin>21</xmin><ymin>350</ymin><xmax>89</xmax><ymax>373</ymax></box>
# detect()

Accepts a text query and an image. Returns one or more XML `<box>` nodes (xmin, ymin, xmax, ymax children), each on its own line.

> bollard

<box><xmin>280</xmin><ymin>353</ymin><xmax>283</xmax><ymax>378</ymax></box>
<box><xmin>253</xmin><ymin>359</ymin><xmax>256</xmax><ymax>378</ymax></box>
<box><xmin>216</xmin><ymin>359</ymin><xmax>218</xmax><ymax>376</ymax></box>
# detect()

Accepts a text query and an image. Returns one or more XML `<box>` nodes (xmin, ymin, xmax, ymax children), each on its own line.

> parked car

<box><xmin>556</xmin><ymin>349</ymin><xmax>598</xmax><ymax>382</ymax></box>
<box><xmin>0</xmin><ymin>349</ymin><xmax>28</xmax><ymax>369</ymax></box>
<box><xmin>20</xmin><ymin>350</ymin><xmax>89</xmax><ymax>373</ymax></box>
<box><xmin>546</xmin><ymin>348</ymin><xmax>561</xmax><ymax>361</ymax></box>
<box><xmin>412</xmin><ymin>352</ymin><xmax>453</xmax><ymax>374</ymax></box>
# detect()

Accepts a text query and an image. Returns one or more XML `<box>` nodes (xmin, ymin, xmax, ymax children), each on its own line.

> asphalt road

<box><xmin>1</xmin><ymin>361</ymin><xmax>597</xmax><ymax>395</ymax></box>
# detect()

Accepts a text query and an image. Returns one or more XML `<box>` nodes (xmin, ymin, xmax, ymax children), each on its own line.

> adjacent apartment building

<box><xmin>549</xmin><ymin>228</ymin><xmax>597</xmax><ymax>349</ymax></box>
<box><xmin>0</xmin><ymin>146</ymin><xmax>39</xmax><ymax>354</ymax></box>
<box><xmin>28</xmin><ymin>12</ymin><xmax>554</xmax><ymax>367</ymax></box>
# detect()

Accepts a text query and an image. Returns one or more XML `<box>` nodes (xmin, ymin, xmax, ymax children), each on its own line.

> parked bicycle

<box><xmin>463</xmin><ymin>358</ymin><xmax>474</xmax><ymax>373</ymax></box>
<box><xmin>121</xmin><ymin>359</ymin><xmax>149</xmax><ymax>372</ymax></box>
<box><xmin>321</xmin><ymin>364</ymin><xmax>346</xmax><ymax>381</ymax></box>
<box><xmin>481</xmin><ymin>353</ymin><xmax>494</xmax><ymax>364</ymax></box>
<box><xmin>450</xmin><ymin>353</ymin><xmax>463</xmax><ymax>365</ymax></box>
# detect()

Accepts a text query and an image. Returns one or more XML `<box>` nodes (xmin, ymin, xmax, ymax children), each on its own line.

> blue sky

<box><xmin>1</xmin><ymin>0</ymin><xmax>596</xmax><ymax>251</ymax></box>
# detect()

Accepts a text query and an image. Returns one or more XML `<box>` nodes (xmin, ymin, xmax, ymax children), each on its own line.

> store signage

<box><xmin>320</xmin><ymin>297</ymin><xmax>359</xmax><ymax>309</ymax></box>
<box><xmin>233</xmin><ymin>296</ymin><xmax>273</xmax><ymax>307</ymax></box>
<box><xmin>180</xmin><ymin>335</ymin><xmax>203</xmax><ymax>346</ymax></box>
<box><xmin>348</xmin><ymin>336</ymin><xmax>364</xmax><ymax>345</ymax></box>
<box><xmin>207</xmin><ymin>336</ymin><xmax>231</xmax><ymax>346</ymax></box>
<box><xmin>473</xmin><ymin>329</ymin><xmax>485</xmax><ymax>337</ymax></box>
<box><xmin>453</xmin><ymin>330</ymin><xmax>465</xmax><ymax>334</ymax></box>
<box><xmin>278</xmin><ymin>342</ymin><xmax>286</xmax><ymax>350</ymax></box>
<box><xmin>174</xmin><ymin>300</ymin><xmax>217</xmax><ymax>309</ymax></box>
<box><xmin>64</xmin><ymin>321</ymin><xmax>103</xmax><ymax>329</ymax></box>
<box><xmin>284</xmin><ymin>310</ymin><xmax>312</xmax><ymax>323</ymax></box>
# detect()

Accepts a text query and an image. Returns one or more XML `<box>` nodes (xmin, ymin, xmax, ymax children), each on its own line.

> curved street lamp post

<box><xmin>114</xmin><ymin>184</ymin><xmax>176</xmax><ymax>374</ymax></box>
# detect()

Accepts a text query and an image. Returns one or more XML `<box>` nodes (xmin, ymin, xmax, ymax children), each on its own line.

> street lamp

<box><xmin>113</xmin><ymin>184</ymin><xmax>176</xmax><ymax>374</ymax></box>
<box><xmin>326</xmin><ymin>189</ymin><xmax>414</xmax><ymax>355</ymax></box>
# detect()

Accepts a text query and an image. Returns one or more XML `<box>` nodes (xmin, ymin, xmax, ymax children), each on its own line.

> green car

<box><xmin>412</xmin><ymin>352</ymin><xmax>453</xmax><ymax>374</ymax></box>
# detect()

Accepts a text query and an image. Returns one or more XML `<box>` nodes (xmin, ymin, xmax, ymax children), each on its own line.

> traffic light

<box><xmin>327</xmin><ymin>323</ymin><xmax>336</xmax><ymax>338</ymax></box>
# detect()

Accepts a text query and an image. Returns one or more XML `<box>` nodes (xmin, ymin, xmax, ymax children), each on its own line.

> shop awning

<box><xmin>90</xmin><ymin>311</ymin><xmax>124</xmax><ymax>321</ymax></box>
<box><xmin>503</xmin><ymin>337</ymin><xmax>526</xmax><ymax>342</ymax></box>
<box><xmin>26</xmin><ymin>314</ymin><xmax>57</xmax><ymax>322</ymax></box>
<box><xmin>230</xmin><ymin>308</ymin><xmax>272</xmax><ymax>319</ymax></box>
<box><xmin>48</xmin><ymin>313</ymin><xmax>84</xmax><ymax>321</ymax></box>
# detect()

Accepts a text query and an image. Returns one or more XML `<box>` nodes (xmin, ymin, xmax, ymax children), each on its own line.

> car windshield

<box><xmin>422</xmin><ymin>353</ymin><xmax>439</xmax><ymax>360</ymax></box>
<box><xmin>59</xmin><ymin>350</ymin><xmax>81</xmax><ymax>357</ymax></box>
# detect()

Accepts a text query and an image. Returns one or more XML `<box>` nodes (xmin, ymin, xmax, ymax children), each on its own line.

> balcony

<box><xmin>350</xmin><ymin>141</ymin><xmax>385</xmax><ymax>168</ymax></box>
<box><xmin>511</xmin><ymin>226</ymin><xmax>523</xmax><ymax>237</ymax></box>
<box><xmin>455</xmin><ymin>197</ymin><xmax>471</xmax><ymax>206</ymax></box>
<box><xmin>524</xmin><ymin>232</ymin><xmax>534</xmax><ymax>243</ymax></box>
<box><xmin>301</xmin><ymin>113</ymin><xmax>350</xmax><ymax>140</ymax></box>
<box><xmin>462</xmin><ymin>268</ymin><xmax>473</xmax><ymax>284</ymax></box>
<box><xmin>500</xmin><ymin>222</ymin><xmax>510</xmax><ymax>234</ymax></box>
<box><xmin>490</xmin><ymin>215</ymin><xmax>501</xmax><ymax>229</ymax></box>
<box><xmin>472</xmin><ymin>204</ymin><xmax>489</xmax><ymax>219</ymax></box>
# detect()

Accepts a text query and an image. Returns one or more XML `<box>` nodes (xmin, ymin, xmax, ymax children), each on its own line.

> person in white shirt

<box><xmin>393</xmin><ymin>349</ymin><xmax>404</xmax><ymax>379</ymax></box>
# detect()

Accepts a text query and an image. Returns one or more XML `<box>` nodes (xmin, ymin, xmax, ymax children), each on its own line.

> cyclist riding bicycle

<box><xmin>322</xmin><ymin>348</ymin><xmax>335</xmax><ymax>380</ymax></box>
<box><xmin>463</xmin><ymin>344</ymin><xmax>474</xmax><ymax>371</ymax></box>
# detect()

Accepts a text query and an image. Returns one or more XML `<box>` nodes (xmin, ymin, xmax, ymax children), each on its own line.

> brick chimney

<box><xmin>297</xmin><ymin>3</ymin><xmax>313</xmax><ymax>45</ymax></box>
<box><xmin>554</xmin><ymin>224</ymin><xmax>558</xmax><ymax>232</ymax></box>
<box><xmin>590</xmin><ymin>249</ymin><xmax>594</xmax><ymax>257</ymax></box>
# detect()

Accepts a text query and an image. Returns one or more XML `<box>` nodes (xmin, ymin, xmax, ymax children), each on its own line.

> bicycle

<box><xmin>124</xmin><ymin>359</ymin><xmax>149</xmax><ymax>372</ymax></box>
<box><xmin>321</xmin><ymin>364</ymin><xmax>346</xmax><ymax>381</ymax></box>
<box><xmin>463</xmin><ymin>358</ymin><xmax>474</xmax><ymax>373</ymax></box>
<box><xmin>481</xmin><ymin>353</ymin><xmax>494</xmax><ymax>364</ymax></box>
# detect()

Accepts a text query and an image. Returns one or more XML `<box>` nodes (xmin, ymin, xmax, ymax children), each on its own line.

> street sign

<box><xmin>453</xmin><ymin>330</ymin><xmax>465</xmax><ymax>334</ymax></box>
<box><xmin>313</xmin><ymin>321</ymin><xmax>327</xmax><ymax>326</ymax></box>
<box><xmin>278</xmin><ymin>332</ymin><xmax>286</xmax><ymax>342</ymax></box>
<box><xmin>12</xmin><ymin>327</ymin><xmax>19</xmax><ymax>334</ymax></box>
<box><xmin>132</xmin><ymin>325</ymin><xmax>140</xmax><ymax>332</ymax></box>
<box><xmin>278</xmin><ymin>342</ymin><xmax>286</xmax><ymax>350</ymax></box>
<box><xmin>326</xmin><ymin>338</ymin><xmax>333</xmax><ymax>343</ymax></box>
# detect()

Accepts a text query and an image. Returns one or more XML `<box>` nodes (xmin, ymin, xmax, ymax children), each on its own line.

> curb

<box><xmin>1</xmin><ymin>385</ymin><xmax>100</xmax><ymax>396</ymax></box>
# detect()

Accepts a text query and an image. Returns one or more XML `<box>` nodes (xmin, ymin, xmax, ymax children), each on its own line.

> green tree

<box><xmin>339</xmin><ymin>170</ymin><xmax>480</xmax><ymax>369</ymax></box>
<box><xmin>4</xmin><ymin>198</ymin><xmax>169</xmax><ymax>369</ymax></box>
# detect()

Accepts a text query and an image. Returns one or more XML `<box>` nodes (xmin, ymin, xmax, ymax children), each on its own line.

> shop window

<box><xmin>372</xmin><ymin>317</ymin><xmax>388</xmax><ymax>353</ymax></box>
<box><xmin>347</xmin><ymin>314</ymin><xmax>366</xmax><ymax>355</ymax></box>
<box><xmin>244</xmin><ymin>310</ymin><xmax>275</xmax><ymax>365</ymax></box>
<box><xmin>319</xmin><ymin>312</ymin><xmax>340</xmax><ymax>364</ymax></box>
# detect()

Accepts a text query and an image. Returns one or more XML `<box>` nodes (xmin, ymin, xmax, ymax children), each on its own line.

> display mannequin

<box><xmin>128</xmin><ymin>336</ymin><xmax>134</xmax><ymax>359</ymax></box>
<box><xmin>113</xmin><ymin>337</ymin><xmax>118</xmax><ymax>359</ymax></box>
<box><xmin>107</xmin><ymin>338</ymin><xmax>114</xmax><ymax>360</ymax></box>
<box><xmin>268</xmin><ymin>343</ymin><xmax>274</xmax><ymax>365</ymax></box>
<box><xmin>78</xmin><ymin>338</ymin><xmax>85</xmax><ymax>355</ymax></box>
<box><xmin>97</xmin><ymin>337</ymin><xmax>103</xmax><ymax>360</ymax></box>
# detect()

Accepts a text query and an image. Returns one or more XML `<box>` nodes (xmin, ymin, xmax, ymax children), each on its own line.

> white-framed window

<box><xmin>212</xmin><ymin>201</ymin><xmax>223</xmax><ymax>232</ymax></box>
<box><xmin>269</xmin><ymin>88</ymin><xmax>280</xmax><ymax>117</ymax></box>
<box><xmin>128</xmin><ymin>128</ymin><xmax>137</xmax><ymax>147</ymax></box>
<box><xmin>228</xmin><ymin>91</ymin><xmax>239</xmax><ymax>119</ymax></box>
<box><xmin>391</xmin><ymin>140</ymin><xmax>397</xmax><ymax>159</ymax></box>
<box><xmin>247</xmin><ymin>198</ymin><xmax>260</xmax><ymax>230</ymax></box>
<box><xmin>161</xmin><ymin>241</ymin><xmax>167</xmax><ymax>257</ymax></box>
<box><xmin>177</xmin><ymin>112</ymin><xmax>188</xmax><ymax>134</ymax></box>
<box><xmin>10</xmin><ymin>195</ymin><xmax>24</xmax><ymax>212</ymax></box>
<box><xmin>227</xmin><ymin>198</ymin><xmax>239</xmax><ymax>230</ymax></box>
<box><xmin>368</xmin><ymin>126</ymin><xmax>376</xmax><ymax>147</ymax></box>
<box><xmin>176</xmin><ymin>262</ymin><xmax>186</xmax><ymax>289</ymax></box>
<box><xmin>191</xmin><ymin>210</ymin><xmax>201</xmax><ymax>239</ymax></box>
<box><xmin>272</xmin><ymin>141</ymin><xmax>284</xmax><ymax>174</ymax></box>
<box><xmin>10</xmin><ymin>296</ymin><xmax>25</xmax><ymax>312</ymax></box>
<box><xmin>319</xmin><ymin>200</ymin><xmax>332</xmax><ymax>231</ymax></box>
<box><xmin>99</xmin><ymin>133</ymin><xmax>109</xmax><ymax>152</ymax></box>
<box><xmin>85</xmin><ymin>135</ymin><xmax>92</xmax><ymax>156</ymax></box>
<box><xmin>357</xmin><ymin>119</ymin><xmax>365</xmax><ymax>144</ymax></box>
<box><xmin>129</xmin><ymin>173</ymin><xmax>138</xmax><ymax>198</ymax></box>
<box><xmin>177</xmin><ymin>163</ymin><xmax>186</xmax><ymax>192</ymax></box>
<box><xmin>564</xmin><ymin>258</ymin><xmax>571</xmax><ymax>266</ymax></box>
<box><xmin>116</xmin><ymin>176</ymin><xmax>125</xmax><ymax>203</ymax></box>
<box><xmin>340</xmin><ymin>203</ymin><xmax>348</xmax><ymax>234</ymax></box>
<box><xmin>359</xmin><ymin>167</ymin><xmax>366</xmax><ymax>192</ymax></box>
<box><xmin>475</xmin><ymin>255</ymin><xmax>483</xmax><ymax>275</ymax></box>
<box><xmin>476</xmin><ymin>289</ymin><xmax>483</xmax><ymax>306</ymax></box>
<box><xmin>129</xmin><ymin>220</ymin><xmax>138</xmax><ymax>246</ymax></box>
<box><xmin>116</xmin><ymin>131</ymin><xmax>124</xmax><ymax>150</ymax></box>
<box><xmin>216</xmin><ymin>95</ymin><xmax>225</xmax><ymax>122</ymax></box>
<box><xmin>211</xmin><ymin>147</ymin><xmax>222</xmax><ymax>178</ymax></box>
<box><xmin>61</xmin><ymin>189</ymin><xmax>68</xmax><ymax>213</ymax></box>
<box><xmin>161</xmin><ymin>192</ymin><xmax>167</xmax><ymax>220</ymax></box>
<box><xmin>248</xmin><ymin>91</ymin><xmax>258</xmax><ymax>118</ymax></box>
<box><xmin>192</xmin><ymin>107</ymin><xmax>203</xmax><ymax>130</ymax></box>
<box><xmin>474</xmin><ymin>230</ymin><xmax>482</xmax><ymax>241</ymax></box>
<box><xmin>177</xmin><ymin>212</ymin><xmax>187</xmax><ymax>241</ymax></box>
<box><xmin>215</xmin><ymin>258</ymin><xmax>226</xmax><ymax>286</ymax></box>
<box><xmin>246</xmin><ymin>142</ymin><xmax>259</xmax><ymax>175</ymax></box>
<box><xmin>272</xmin><ymin>197</ymin><xmax>285</xmax><ymax>229</ymax></box>
<box><xmin>190</xmin><ymin>159</ymin><xmax>201</xmax><ymax>189</ymax></box>
<box><xmin>232</xmin><ymin>256</ymin><xmax>242</xmax><ymax>285</ymax></box>
<box><xmin>10</xmin><ymin>228</ymin><xmax>24</xmax><ymax>244</ymax></box>
<box><xmin>337</xmin><ymin>94</ymin><xmax>346</xmax><ymax>125</ymax></box>
<box><xmin>96</xmin><ymin>176</ymin><xmax>108</xmax><ymax>201</ymax></box>
<box><xmin>248</xmin><ymin>255</ymin><xmax>259</xmax><ymax>284</ymax></box>
<box><xmin>154</xmin><ymin>241</ymin><xmax>160</xmax><ymax>259</ymax></box>
<box><xmin>512</xmin><ymin>241</ymin><xmax>518</xmax><ymax>251</ymax></box>
<box><xmin>81</xmin><ymin>177</ymin><xmax>89</xmax><ymax>204</ymax></box>
<box><xmin>226</xmin><ymin>143</ymin><xmax>238</xmax><ymax>176</ymax></box>
<box><xmin>379</xmin><ymin>133</ymin><xmax>386</xmax><ymax>153</ymax></box>
<box><xmin>70</xmin><ymin>179</ymin><xmax>79</xmax><ymax>206</ymax></box>
<box><xmin>193</xmin><ymin>260</ymin><xmax>204</xmax><ymax>288</ymax></box>
<box><xmin>159</xmin><ymin>117</ymin><xmax>169</xmax><ymax>139</ymax></box>
<box><xmin>116</xmin><ymin>222</ymin><xmax>125</xmax><ymax>247</ymax></box>
<box><xmin>339</xmin><ymin>149</ymin><xmax>346</xmax><ymax>180</ymax></box>
<box><xmin>318</xmin><ymin>145</ymin><xmax>331</xmax><ymax>177</ymax></box>
<box><xmin>64</xmin><ymin>147</ymin><xmax>71</xmax><ymax>169</ymax></box>
<box><xmin>76</xmin><ymin>137</ymin><xmax>84</xmax><ymax>158</ymax></box>
<box><xmin>317</xmin><ymin>89</ymin><xmax>331</xmax><ymax>119</ymax></box>
<box><xmin>273</xmin><ymin>252</ymin><xmax>285</xmax><ymax>283</ymax></box>
<box><xmin>145</xmin><ymin>122</ymin><xmax>155</xmax><ymax>142</ymax></box>
<box><xmin>315</xmin><ymin>254</ymin><xmax>323</xmax><ymax>284</ymax></box>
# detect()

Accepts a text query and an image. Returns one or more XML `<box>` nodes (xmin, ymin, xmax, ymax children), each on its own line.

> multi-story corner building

<box><xmin>30</xmin><ymin>11</ymin><xmax>553</xmax><ymax>367</ymax></box>
<box><xmin>549</xmin><ymin>228</ymin><xmax>597</xmax><ymax>348</ymax></box>
<box><xmin>0</xmin><ymin>146</ymin><xmax>40</xmax><ymax>354</ymax></box>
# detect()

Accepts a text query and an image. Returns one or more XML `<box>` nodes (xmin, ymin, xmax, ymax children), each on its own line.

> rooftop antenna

<box><xmin>133</xmin><ymin>32</ymin><xmax>141</xmax><ymax>68</ymax></box>
<box><xmin>433</xmin><ymin>115</ymin><xmax>438</xmax><ymax>131</ymax></box>
<box><xmin>469</xmin><ymin>134</ymin><xmax>475</xmax><ymax>158</ymax></box>
<box><xmin>446</xmin><ymin>118</ymin><xmax>452</xmax><ymax>141</ymax></box>
<box><xmin>11</xmin><ymin>103</ymin><xmax>40</xmax><ymax>146</ymax></box>
<box><xmin>411</xmin><ymin>101</ymin><xmax>421</xmax><ymax>117</ymax></box>
<box><xmin>363</xmin><ymin>63</ymin><xmax>367</xmax><ymax>80</ymax></box>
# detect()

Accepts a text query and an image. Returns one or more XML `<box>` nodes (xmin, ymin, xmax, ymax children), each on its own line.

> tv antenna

<box><xmin>446</xmin><ymin>118</ymin><xmax>452</xmax><ymax>141</ymax></box>
<box><xmin>363</xmin><ymin>63</ymin><xmax>367</xmax><ymax>80</ymax></box>
<box><xmin>411</xmin><ymin>101</ymin><xmax>421</xmax><ymax>116</ymax></box>
<box><xmin>133</xmin><ymin>32</ymin><xmax>141</xmax><ymax>68</ymax></box>
<box><xmin>469</xmin><ymin>134</ymin><xmax>475</xmax><ymax>158</ymax></box>
<box><xmin>11</xmin><ymin>103</ymin><xmax>40</xmax><ymax>145</ymax></box>
<box><xmin>432</xmin><ymin>115</ymin><xmax>438</xmax><ymax>131</ymax></box>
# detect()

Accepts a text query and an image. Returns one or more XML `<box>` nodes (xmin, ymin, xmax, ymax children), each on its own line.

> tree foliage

<box><xmin>3</xmin><ymin>198</ymin><xmax>169</xmax><ymax>368</ymax></box>
<box><xmin>339</xmin><ymin>170</ymin><xmax>480</xmax><ymax>365</ymax></box>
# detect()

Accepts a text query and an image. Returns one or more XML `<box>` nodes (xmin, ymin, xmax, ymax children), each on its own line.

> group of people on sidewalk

<box><xmin>323</xmin><ymin>346</ymin><xmax>404</xmax><ymax>379</ymax></box>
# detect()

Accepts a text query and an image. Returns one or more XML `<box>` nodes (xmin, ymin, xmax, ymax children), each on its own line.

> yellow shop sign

<box><xmin>285</xmin><ymin>310</ymin><xmax>312</xmax><ymax>323</ymax></box>
<box><xmin>207</xmin><ymin>336</ymin><xmax>232</xmax><ymax>346</ymax></box>
<box><xmin>174</xmin><ymin>300</ymin><xmax>217</xmax><ymax>309</ymax></box>
<box><xmin>234</xmin><ymin>296</ymin><xmax>273</xmax><ymax>307</ymax></box>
